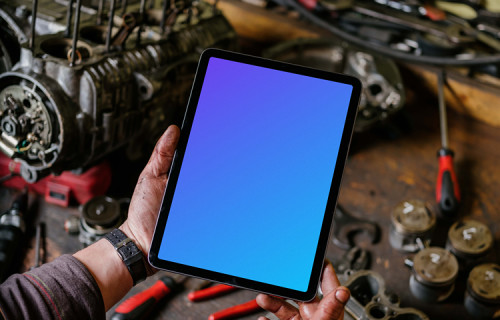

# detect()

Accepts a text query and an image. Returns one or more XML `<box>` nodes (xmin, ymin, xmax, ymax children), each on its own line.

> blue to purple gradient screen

<box><xmin>158</xmin><ymin>57</ymin><xmax>353</xmax><ymax>292</ymax></box>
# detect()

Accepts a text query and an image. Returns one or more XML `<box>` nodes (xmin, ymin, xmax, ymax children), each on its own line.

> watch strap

<box><xmin>104</xmin><ymin>229</ymin><xmax>147</xmax><ymax>286</ymax></box>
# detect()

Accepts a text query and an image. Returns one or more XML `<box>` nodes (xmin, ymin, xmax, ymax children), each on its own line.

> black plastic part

<box><xmin>439</xmin><ymin>170</ymin><xmax>459</xmax><ymax>218</ymax></box>
<box><xmin>437</xmin><ymin>148</ymin><xmax>454</xmax><ymax>157</ymax></box>
<box><xmin>11</xmin><ymin>191</ymin><xmax>28</xmax><ymax>212</ymax></box>
<box><xmin>110</xmin><ymin>298</ymin><xmax>156</xmax><ymax>320</ymax></box>
<box><xmin>0</xmin><ymin>225</ymin><xmax>23</xmax><ymax>282</ymax></box>
<box><xmin>159</xmin><ymin>276</ymin><xmax>181</xmax><ymax>292</ymax></box>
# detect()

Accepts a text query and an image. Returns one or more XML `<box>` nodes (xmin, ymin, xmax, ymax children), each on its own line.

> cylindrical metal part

<box><xmin>409</xmin><ymin>247</ymin><xmax>458</xmax><ymax>302</ymax></box>
<box><xmin>106</xmin><ymin>0</ymin><xmax>117</xmax><ymax>52</ymax></box>
<box><xmin>137</xmin><ymin>0</ymin><xmax>147</xmax><ymax>46</ymax></box>
<box><xmin>438</xmin><ymin>70</ymin><xmax>448</xmax><ymax>149</ymax></box>
<box><xmin>70</xmin><ymin>0</ymin><xmax>83</xmax><ymax>66</ymax></box>
<box><xmin>464</xmin><ymin>263</ymin><xmax>500</xmax><ymax>319</ymax></box>
<box><xmin>97</xmin><ymin>0</ymin><xmax>105</xmax><ymax>25</ymax></box>
<box><xmin>160</xmin><ymin>0</ymin><xmax>170</xmax><ymax>34</ymax></box>
<box><xmin>1</xmin><ymin>131</ymin><xmax>19</xmax><ymax>148</ymax></box>
<box><xmin>0</xmin><ymin>140</ymin><xmax>14</xmax><ymax>157</ymax></box>
<box><xmin>78</xmin><ymin>196</ymin><xmax>125</xmax><ymax>247</ymax></box>
<box><xmin>446</xmin><ymin>219</ymin><xmax>493</xmax><ymax>261</ymax></box>
<box><xmin>65</xmin><ymin>0</ymin><xmax>75</xmax><ymax>38</ymax></box>
<box><xmin>30</xmin><ymin>0</ymin><xmax>39</xmax><ymax>53</ymax></box>
<box><xmin>0</xmin><ymin>191</ymin><xmax>27</xmax><ymax>282</ymax></box>
<box><xmin>121</xmin><ymin>0</ymin><xmax>128</xmax><ymax>16</ymax></box>
<box><xmin>390</xmin><ymin>200</ymin><xmax>436</xmax><ymax>252</ymax></box>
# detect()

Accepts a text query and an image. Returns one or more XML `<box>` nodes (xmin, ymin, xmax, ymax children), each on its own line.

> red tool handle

<box><xmin>297</xmin><ymin>0</ymin><xmax>317</xmax><ymax>10</ymax></box>
<box><xmin>188</xmin><ymin>284</ymin><xmax>237</xmax><ymax>302</ymax></box>
<box><xmin>111</xmin><ymin>276</ymin><xmax>179</xmax><ymax>320</ymax></box>
<box><xmin>208</xmin><ymin>299</ymin><xmax>262</xmax><ymax>320</ymax></box>
<box><xmin>436</xmin><ymin>148</ymin><xmax>460</xmax><ymax>216</ymax></box>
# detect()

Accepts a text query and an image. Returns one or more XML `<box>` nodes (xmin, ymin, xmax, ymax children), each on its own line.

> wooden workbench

<box><xmin>1</xmin><ymin>4</ymin><xmax>499</xmax><ymax>319</ymax></box>
<box><xmin>0</xmin><ymin>65</ymin><xmax>497</xmax><ymax>320</ymax></box>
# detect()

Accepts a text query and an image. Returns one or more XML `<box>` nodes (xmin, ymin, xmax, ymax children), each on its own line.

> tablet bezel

<box><xmin>149</xmin><ymin>48</ymin><xmax>361</xmax><ymax>301</ymax></box>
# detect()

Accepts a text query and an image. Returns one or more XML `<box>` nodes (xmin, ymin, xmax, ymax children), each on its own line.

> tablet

<box><xmin>149</xmin><ymin>48</ymin><xmax>361</xmax><ymax>301</ymax></box>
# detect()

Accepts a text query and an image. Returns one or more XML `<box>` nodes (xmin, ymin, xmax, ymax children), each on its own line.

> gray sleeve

<box><xmin>0</xmin><ymin>254</ymin><xmax>105</xmax><ymax>320</ymax></box>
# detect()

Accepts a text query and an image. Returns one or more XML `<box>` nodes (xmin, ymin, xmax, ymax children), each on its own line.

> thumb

<box><xmin>316</xmin><ymin>287</ymin><xmax>350</xmax><ymax>320</ymax></box>
<box><xmin>146</xmin><ymin>125</ymin><xmax>180</xmax><ymax>178</ymax></box>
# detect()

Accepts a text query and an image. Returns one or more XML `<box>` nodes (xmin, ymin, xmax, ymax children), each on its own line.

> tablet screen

<box><xmin>150</xmin><ymin>49</ymin><xmax>360</xmax><ymax>300</ymax></box>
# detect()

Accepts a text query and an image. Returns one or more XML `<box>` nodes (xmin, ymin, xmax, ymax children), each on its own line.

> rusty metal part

<box><xmin>343</xmin><ymin>270</ymin><xmax>430</xmax><ymax>320</ymax></box>
<box><xmin>265</xmin><ymin>270</ymin><xmax>429</xmax><ymax>320</ymax></box>
<box><xmin>446</xmin><ymin>219</ymin><xmax>493</xmax><ymax>261</ymax></box>
<box><xmin>465</xmin><ymin>263</ymin><xmax>500</xmax><ymax>319</ymax></box>
<box><xmin>332</xmin><ymin>205</ymin><xmax>380</xmax><ymax>250</ymax></box>
<box><xmin>0</xmin><ymin>0</ymin><xmax>237</xmax><ymax>182</ymax></box>
<box><xmin>78</xmin><ymin>196</ymin><xmax>127</xmax><ymax>247</ymax></box>
<box><xmin>389</xmin><ymin>200</ymin><xmax>436</xmax><ymax>252</ymax></box>
<box><xmin>333</xmin><ymin>246</ymin><xmax>370</xmax><ymax>274</ymax></box>
<box><xmin>407</xmin><ymin>247</ymin><xmax>459</xmax><ymax>303</ymax></box>
<box><xmin>262</xmin><ymin>38</ymin><xmax>405</xmax><ymax>132</ymax></box>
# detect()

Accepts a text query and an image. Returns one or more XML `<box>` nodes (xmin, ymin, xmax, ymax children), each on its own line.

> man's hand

<box><xmin>256</xmin><ymin>263</ymin><xmax>350</xmax><ymax>320</ymax></box>
<box><xmin>120</xmin><ymin>125</ymin><xmax>180</xmax><ymax>271</ymax></box>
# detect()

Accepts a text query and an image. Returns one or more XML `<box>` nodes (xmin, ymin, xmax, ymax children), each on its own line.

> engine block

<box><xmin>0</xmin><ymin>0</ymin><xmax>237</xmax><ymax>182</ymax></box>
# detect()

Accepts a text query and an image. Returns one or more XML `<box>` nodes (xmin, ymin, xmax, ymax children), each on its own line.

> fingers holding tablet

<box><xmin>256</xmin><ymin>263</ymin><xmax>350</xmax><ymax>320</ymax></box>
<box><xmin>149</xmin><ymin>49</ymin><xmax>361</xmax><ymax>300</ymax></box>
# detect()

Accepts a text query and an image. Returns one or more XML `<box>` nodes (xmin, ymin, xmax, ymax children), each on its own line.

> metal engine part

<box><xmin>446</xmin><ymin>219</ymin><xmax>493</xmax><ymax>262</ymax></box>
<box><xmin>0</xmin><ymin>0</ymin><xmax>237</xmax><ymax>182</ymax></box>
<box><xmin>76</xmin><ymin>195</ymin><xmax>128</xmax><ymax>247</ymax></box>
<box><xmin>262</xmin><ymin>38</ymin><xmax>405</xmax><ymax>132</ymax></box>
<box><xmin>266</xmin><ymin>269</ymin><xmax>429</xmax><ymax>320</ymax></box>
<box><xmin>342</xmin><ymin>270</ymin><xmax>429</xmax><ymax>320</ymax></box>
<box><xmin>389</xmin><ymin>200</ymin><xmax>436</xmax><ymax>253</ymax></box>
<box><xmin>465</xmin><ymin>263</ymin><xmax>500</xmax><ymax>319</ymax></box>
<box><xmin>407</xmin><ymin>246</ymin><xmax>459</xmax><ymax>303</ymax></box>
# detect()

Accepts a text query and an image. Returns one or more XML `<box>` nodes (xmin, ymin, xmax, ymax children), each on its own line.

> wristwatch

<box><xmin>104</xmin><ymin>229</ymin><xmax>147</xmax><ymax>286</ymax></box>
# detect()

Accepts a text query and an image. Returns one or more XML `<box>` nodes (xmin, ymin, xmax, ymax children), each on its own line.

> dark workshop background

<box><xmin>0</xmin><ymin>0</ymin><xmax>499</xmax><ymax>319</ymax></box>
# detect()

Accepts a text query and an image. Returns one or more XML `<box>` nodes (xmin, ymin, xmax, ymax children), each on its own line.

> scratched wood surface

<box><xmin>0</xmin><ymin>12</ymin><xmax>499</xmax><ymax>320</ymax></box>
<box><xmin>1</xmin><ymin>67</ymin><xmax>498</xmax><ymax>319</ymax></box>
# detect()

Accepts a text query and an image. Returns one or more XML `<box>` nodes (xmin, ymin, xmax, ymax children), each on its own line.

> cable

<box><xmin>283</xmin><ymin>0</ymin><xmax>500</xmax><ymax>66</ymax></box>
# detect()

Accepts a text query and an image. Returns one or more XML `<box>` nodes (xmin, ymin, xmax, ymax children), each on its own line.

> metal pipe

<box><xmin>97</xmin><ymin>0</ymin><xmax>105</xmax><ymax>25</ymax></box>
<box><xmin>137</xmin><ymin>0</ymin><xmax>146</xmax><ymax>47</ymax></box>
<box><xmin>70</xmin><ymin>0</ymin><xmax>83</xmax><ymax>66</ymax></box>
<box><xmin>437</xmin><ymin>70</ymin><xmax>448</xmax><ymax>149</ymax></box>
<box><xmin>121</xmin><ymin>0</ymin><xmax>128</xmax><ymax>16</ymax></box>
<box><xmin>106</xmin><ymin>0</ymin><xmax>117</xmax><ymax>52</ymax></box>
<box><xmin>160</xmin><ymin>0</ymin><xmax>170</xmax><ymax>34</ymax></box>
<box><xmin>30</xmin><ymin>0</ymin><xmax>39</xmax><ymax>53</ymax></box>
<box><xmin>65</xmin><ymin>0</ymin><xmax>75</xmax><ymax>38</ymax></box>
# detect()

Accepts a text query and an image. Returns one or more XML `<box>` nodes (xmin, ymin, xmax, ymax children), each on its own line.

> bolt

<box><xmin>404</xmin><ymin>258</ymin><xmax>414</xmax><ymax>268</ymax></box>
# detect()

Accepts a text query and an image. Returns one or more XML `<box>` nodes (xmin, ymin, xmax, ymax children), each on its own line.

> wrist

<box><xmin>73</xmin><ymin>238</ymin><xmax>133</xmax><ymax>310</ymax></box>
<box><xmin>119</xmin><ymin>223</ymin><xmax>157</xmax><ymax>276</ymax></box>
<box><xmin>104</xmin><ymin>229</ymin><xmax>148</xmax><ymax>286</ymax></box>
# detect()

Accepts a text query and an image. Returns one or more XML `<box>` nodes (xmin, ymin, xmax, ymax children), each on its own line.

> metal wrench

<box><xmin>332</xmin><ymin>205</ymin><xmax>380</xmax><ymax>250</ymax></box>
<box><xmin>332</xmin><ymin>246</ymin><xmax>370</xmax><ymax>274</ymax></box>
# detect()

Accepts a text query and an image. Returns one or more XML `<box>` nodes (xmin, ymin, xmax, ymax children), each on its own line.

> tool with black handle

<box><xmin>436</xmin><ymin>71</ymin><xmax>460</xmax><ymax>217</ymax></box>
<box><xmin>0</xmin><ymin>189</ymin><xmax>28</xmax><ymax>282</ymax></box>
<box><xmin>110</xmin><ymin>275</ymin><xmax>182</xmax><ymax>320</ymax></box>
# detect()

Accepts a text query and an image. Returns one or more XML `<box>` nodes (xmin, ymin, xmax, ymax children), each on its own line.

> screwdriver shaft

<box><xmin>438</xmin><ymin>70</ymin><xmax>448</xmax><ymax>149</ymax></box>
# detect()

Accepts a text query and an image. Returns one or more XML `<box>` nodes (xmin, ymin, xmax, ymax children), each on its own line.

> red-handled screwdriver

<box><xmin>188</xmin><ymin>284</ymin><xmax>238</xmax><ymax>302</ymax></box>
<box><xmin>110</xmin><ymin>275</ymin><xmax>182</xmax><ymax>320</ymax></box>
<box><xmin>208</xmin><ymin>298</ymin><xmax>262</xmax><ymax>320</ymax></box>
<box><xmin>436</xmin><ymin>70</ymin><xmax>460</xmax><ymax>218</ymax></box>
